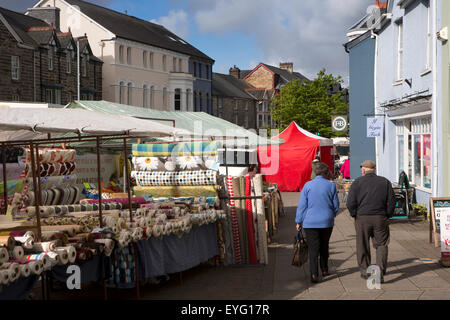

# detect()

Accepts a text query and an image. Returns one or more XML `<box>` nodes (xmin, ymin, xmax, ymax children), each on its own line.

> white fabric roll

<box><xmin>14</xmin><ymin>235</ymin><xmax>34</xmax><ymax>250</ymax></box>
<box><xmin>145</xmin><ymin>227</ymin><xmax>152</xmax><ymax>238</ymax></box>
<box><xmin>45</xmin><ymin>251</ymin><xmax>60</xmax><ymax>267</ymax></box>
<box><xmin>2</xmin><ymin>262</ymin><xmax>20</xmax><ymax>282</ymax></box>
<box><xmin>28</xmin><ymin>260</ymin><xmax>43</xmax><ymax>275</ymax></box>
<box><xmin>152</xmin><ymin>224</ymin><xmax>163</xmax><ymax>238</ymax></box>
<box><xmin>11</xmin><ymin>246</ymin><xmax>24</xmax><ymax>260</ymax></box>
<box><xmin>0</xmin><ymin>247</ymin><xmax>9</xmax><ymax>263</ymax></box>
<box><xmin>58</xmin><ymin>246</ymin><xmax>76</xmax><ymax>263</ymax></box>
<box><xmin>33</xmin><ymin>241</ymin><xmax>56</xmax><ymax>252</ymax></box>
<box><xmin>55</xmin><ymin>248</ymin><xmax>69</xmax><ymax>265</ymax></box>
<box><xmin>0</xmin><ymin>269</ymin><xmax>10</xmax><ymax>285</ymax></box>
<box><xmin>24</xmin><ymin>253</ymin><xmax>51</xmax><ymax>270</ymax></box>
<box><xmin>20</xmin><ymin>264</ymin><xmax>31</xmax><ymax>277</ymax></box>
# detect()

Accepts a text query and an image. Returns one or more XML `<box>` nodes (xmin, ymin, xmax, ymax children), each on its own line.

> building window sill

<box><xmin>410</xmin><ymin>184</ymin><xmax>432</xmax><ymax>193</ymax></box>
<box><xmin>392</xmin><ymin>80</ymin><xmax>403</xmax><ymax>86</ymax></box>
<box><xmin>420</xmin><ymin>68</ymin><xmax>432</xmax><ymax>77</ymax></box>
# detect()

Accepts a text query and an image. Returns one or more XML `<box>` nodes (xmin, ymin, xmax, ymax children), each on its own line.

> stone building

<box><xmin>228</xmin><ymin>62</ymin><xmax>309</xmax><ymax>129</ymax></box>
<box><xmin>212</xmin><ymin>72</ymin><xmax>257</xmax><ymax>130</ymax></box>
<box><xmin>0</xmin><ymin>6</ymin><xmax>102</xmax><ymax>104</ymax></box>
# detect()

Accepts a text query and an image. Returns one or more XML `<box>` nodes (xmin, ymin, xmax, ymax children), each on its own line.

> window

<box><xmin>11</xmin><ymin>56</ymin><xmax>20</xmax><ymax>80</ymax></box>
<box><xmin>396</xmin><ymin>118</ymin><xmax>432</xmax><ymax>189</ymax></box>
<box><xmin>425</xmin><ymin>2</ymin><xmax>431</xmax><ymax>70</ymax></box>
<box><xmin>199</xmin><ymin>63</ymin><xmax>202</xmax><ymax>78</ymax></box>
<box><xmin>258</xmin><ymin>114</ymin><xmax>263</xmax><ymax>128</ymax></box>
<box><xmin>193</xmin><ymin>62</ymin><xmax>197</xmax><ymax>77</ymax></box>
<box><xmin>205</xmin><ymin>65</ymin><xmax>209</xmax><ymax>79</ymax></box>
<box><xmin>127</xmin><ymin>47</ymin><xmax>132</xmax><ymax>65</ymax></box>
<box><xmin>175</xmin><ymin>89</ymin><xmax>181</xmax><ymax>111</ymax></box>
<box><xmin>12</xmin><ymin>94</ymin><xmax>19</xmax><ymax>101</ymax></box>
<box><xmin>67</xmin><ymin>91</ymin><xmax>73</xmax><ymax>103</ymax></box>
<box><xmin>194</xmin><ymin>91</ymin><xmax>198</xmax><ymax>111</ymax></box>
<box><xmin>143</xmin><ymin>84</ymin><xmax>148</xmax><ymax>108</ymax></box>
<box><xmin>199</xmin><ymin>92</ymin><xmax>203</xmax><ymax>111</ymax></box>
<box><xmin>66</xmin><ymin>52</ymin><xmax>71</xmax><ymax>74</ymax></box>
<box><xmin>173</xmin><ymin>57</ymin><xmax>177</xmax><ymax>72</ymax></box>
<box><xmin>81</xmin><ymin>54</ymin><xmax>87</xmax><ymax>77</ymax></box>
<box><xmin>163</xmin><ymin>87</ymin><xmax>168</xmax><ymax>108</ymax></box>
<box><xmin>127</xmin><ymin>82</ymin><xmax>132</xmax><ymax>105</ymax></box>
<box><xmin>143</xmin><ymin>51</ymin><xmax>148</xmax><ymax>68</ymax></box>
<box><xmin>119</xmin><ymin>45</ymin><xmax>124</xmax><ymax>64</ymax></box>
<box><xmin>45</xmin><ymin>88</ymin><xmax>61</xmax><ymax>104</ymax></box>
<box><xmin>245</xmin><ymin>102</ymin><xmax>249</xmax><ymax>128</ymax></box>
<box><xmin>149</xmin><ymin>52</ymin><xmax>154</xmax><ymax>68</ymax></box>
<box><xmin>48</xmin><ymin>46</ymin><xmax>54</xmax><ymax>71</ymax></box>
<box><xmin>234</xmin><ymin>102</ymin><xmax>238</xmax><ymax>124</ymax></box>
<box><xmin>218</xmin><ymin>97</ymin><xmax>223</xmax><ymax>118</ymax></box>
<box><xmin>119</xmin><ymin>81</ymin><xmax>125</xmax><ymax>104</ymax></box>
<box><xmin>206</xmin><ymin>93</ymin><xmax>210</xmax><ymax>114</ymax></box>
<box><xmin>186</xmin><ymin>89</ymin><xmax>191</xmax><ymax>111</ymax></box>
<box><xmin>150</xmin><ymin>85</ymin><xmax>154</xmax><ymax>108</ymax></box>
<box><xmin>179</xmin><ymin>59</ymin><xmax>182</xmax><ymax>73</ymax></box>
<box><xmin>162</xmin><ymin>55</ymin><xmax>167</xmax><ymax>71</ymax></box>
<box><xmin>396</xmin><ymin>20</ymin><xmax>403</xmax><ymax>81</ymax></box>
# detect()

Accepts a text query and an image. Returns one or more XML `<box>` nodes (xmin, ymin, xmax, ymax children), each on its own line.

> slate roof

<box><xmin>245</xmin><ymin>89</ymin><xmax>276</xmax><ymax>101</ymax></box>
<box><xmin>261</xmin><ymin>63</ymin><xmax>309</xmax><ymax>83</ymax></box>
<box><xmin>64</xmin><ymin>0</ymin><xmax>214</xmax><ymax>62</ymax></box>
<box><xmin>212</xmin><ymin>73</ymin><xmax>255</xmax><ymax>99</ymax></box>
<box><xmin>0</xmin><ymin>6</ymin><xmax>49</xmax><ymax>47</ymax></box>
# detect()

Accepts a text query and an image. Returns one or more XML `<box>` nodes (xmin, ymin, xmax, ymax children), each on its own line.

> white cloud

<box><xmin>150</xmin><ymin>9</ymin><xmax>190</xmax><ymax>39</ymax></box>
<box><xmin>189</xmin><ymin>0</ymin><xmax>373</xmax><ymax>81</ymax></box>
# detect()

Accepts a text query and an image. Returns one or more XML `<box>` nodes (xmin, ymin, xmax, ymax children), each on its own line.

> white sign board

<box><xmin>367</xmin><ymin>117</ymin><xmax>384</xmax><ymax>137</ymax></box>
<box><xmin>441</xmin><ymin>211</ymin><xmax>450</xmax><ymax>259</ymax></box>
<box><xmin>73</xmin><ymin>153</ymin><xmax>118</xmax><ymax>189</ymax></box>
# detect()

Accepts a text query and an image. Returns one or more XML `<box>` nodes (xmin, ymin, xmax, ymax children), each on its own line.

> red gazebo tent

<box><xmin>257</xmin><ymin>121</ymin><xmax>334</xmax><ymax>192</ymax></box>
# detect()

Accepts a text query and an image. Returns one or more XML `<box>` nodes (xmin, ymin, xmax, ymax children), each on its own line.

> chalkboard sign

<box><xmin>429</xmin><ymin>198</ymin><xmax>450</xmax><ymax>248</ymax></box>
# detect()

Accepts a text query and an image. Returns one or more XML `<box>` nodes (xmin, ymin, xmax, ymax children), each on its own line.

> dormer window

<box><xmin>48</xmin><ymin>45</ymin><xmax>55</xmax><ymax>71</ymax></box>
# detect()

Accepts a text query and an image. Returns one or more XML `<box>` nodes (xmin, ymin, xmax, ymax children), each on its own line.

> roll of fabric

<box><xmin>81</xmin><ymin>197</ymin><xmax>146</xmax><ymax>205</ymax></box>
<box><xmin>58</xmin><ymin>246</ymin><xmax>76</xmax><ymax>263</ymax></box>
<box><xmin>245</xmin><ymin>175</ymin><xmax>258</xmax><ymax>265</ymax></box>
<box><xmin>253</xmin><ymin>174</ymin><xmax>267</xmax><ymax>265</ymax></box>
<box><xmin>233</xmin><ymin>177</ymin><xmax>247</xmax><ymax>265</ymax></box>
<box><xmin>32</xmin><ymin>241</ymin><xmax>57</xmax><ymax>252</ymax></box>
<box><xmin>0</xmin><ymin>163</ymin><xmax>26</xmax><ymax>181</ymax></box>
<box><xmin>0</xmin><ymin>247</ymin><xmax>9</xmax><ymax>263</ymax></box>
<box><xmin>41</xmin><ymin>225</ymin><xmax>82</xmax><ymax>237</ymax></box>
<box><xmin>26</xmin><ymin>175</ymin><xmax>78</xmax><ymax>191</ymax></box>
<box><xmin>27</xmin><ymin>260</ymin><xmax>44</xmax><ymax>275</ymax></box>
<box><xmin>132</xmin><ymin>157</ymin><xmax>164</xmax><ymax>171</ymax></box>
<box><xmin>152</xmin><ymin>223</ymin><xmax>163</xmax><ymax>238</ymax></box>
<box><xmin>25</xmin><ymin>162</ymin><xmax>76</xmax><ymax>178</ymax></box>
<box><xmin>0</xmin><ymin>269</ymin><xmax>10</xmax><ymax>285</ymax></box>
<box><xmin>26</xmin><ymin>202</ymin><xmax>123</xmax><ymax>217</ymax></box>
<box><xmin>132</xmin><ymin>141</ymin><xmax>218</xmax><ymax>157</ymax></box>
<box><xmin>10</xmin><ymin>246</ymin><xmax>24</xmax><ymax>260</ymax></box>
<box><xmin>0</xmin><ymin>180</ymin><xmax>25</xmax><ymax>197</ymax></box>
<box><xmin>43</xmin><ymin>252</ymin><xmax>59</xmax><ymax>267</ymax></box>
<box><xmin>22</xmin><ymin>148</ymin><xmax>76</xmax><ymax>164</ymax></box>
<box><xmin>55</xmin><ymin>248</ymin><xmax>69</xmax><ymax>265</ymax></box>
<box><xmin>226</xmin><ymin>176</ymin><xmax>242</xmax><ymax>264</ymax></box>
<box><xmin>24</xmin><ymin>253</ymin><xmax>51</xmax><ymax>270</ymax></box>
<box><xmin>0</xmin><ymin>262</ymin><xmax>20</xmax><ymax>282</ymax></box>
<box><xmin>14</xmin><ymin>234</ymin><xmax>34</xmax><ymax>250</ymax></box>
<box><xmin>94</xmin><ymin>239</ymin><xmax>115</xmax><ymax>256</ymax></box>
<box><xmin>133</xmin><ymin>185</ymin><xmax>218</xmax><ymax>198</ymax></box>
<box><xmin>132</xmin><ymin>170</ymin><xmax>217</xmax><ymax>186</ymax></box>
<box><xmin>19</xmin><ymin>263</ymin><xmax>31</xmax><ymax>277</ymax></box>
<box><xmin>0</xmin><ymin>236</ymin><xmax>16</xmax><ymax>250</ymax></box>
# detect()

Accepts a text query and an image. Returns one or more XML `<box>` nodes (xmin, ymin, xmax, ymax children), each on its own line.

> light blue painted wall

<box><xmin>348</xmin><ymin>36</ymin><xmax>376</xmax><ymax>179</ymax></box>
<box><xmin>376</xmin><ymin>0</ymin><xmax>436</xmax><ymax>205</ymax></box>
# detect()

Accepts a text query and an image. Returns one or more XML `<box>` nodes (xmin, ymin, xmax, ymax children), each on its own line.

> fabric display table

<box><xmin>0</xmin><ymin>274</ymin><xmax>39</xmax><ymax>300</ymax></box>
<box><xmin>48</xmin><ymin>255</ymin><xmax>111</xmax><ymax>285</ymax></box>
<box><xmin>136</xmin><ymin>222</ymin><xmax>218</xmax><ymax>281</ymax></box>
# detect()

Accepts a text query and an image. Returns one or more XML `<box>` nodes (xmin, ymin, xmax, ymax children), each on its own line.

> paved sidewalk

<box><xmin>137</xmin><ymin>192</ymin><xmax>450</xmax><ymax>300</ymax></box>
<box><xmin>46</xmin><ymin>192</ymin><xmax>450</xmax><ymax>300</ymax></box>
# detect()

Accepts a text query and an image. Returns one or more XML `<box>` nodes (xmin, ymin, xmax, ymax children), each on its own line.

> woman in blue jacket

<box><xmin>296</xmin><ymin>162</ymin><xmax>339</xmax><ymax>283</ymax></box>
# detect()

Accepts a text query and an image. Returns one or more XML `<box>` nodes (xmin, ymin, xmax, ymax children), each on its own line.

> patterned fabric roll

<box><xmin>132</xmin><ymin>155</ymin><xmax>220</xmax><ymax>172</ymax></box>
<box><xmin>22</xmin><ymin>148</ymin><xmax>76</xmax><ymax>164</ymax></box>
<box><xmin>132</xmin><ymin>141</ymin><xmax>218</xmax><ymax>157</ymax></box>
<box><xmin>25</xmin><ymin>202</ymin><xmax>123</xmax><ymax>217</ymax></box>
<box><xmin>25</xmin><ymin>175</ymin><xmax>77</xmax><ymax>191</ymax></box>
<box><xmin>25</xmin><ymin>162</ymin><xmax>76</xmax><ymax>178</ymax></box>
<box><xmin>133</xmin><ymin>185</ymin><xmax>218</xmax><ymax>198</ymax></box>
<box><xmin>226</xmin><ymin>176</ymin><xmax>242</xmax><ymax>264</ymax></box>
<box><xmin>132</xmin><ymin>170</ymin><xmax>217</xmax><ymax>186</ymax></box>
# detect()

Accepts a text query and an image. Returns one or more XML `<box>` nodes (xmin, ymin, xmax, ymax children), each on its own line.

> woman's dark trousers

<box><xmin>303</xmin><ymin>228</ymin><xmax>333</xmax><ymax>277</ymax></box>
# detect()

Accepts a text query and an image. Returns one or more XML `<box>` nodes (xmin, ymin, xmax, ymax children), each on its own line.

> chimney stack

<box><xmin>279</xmin><ymin>62</ymin><xmax>293</xmax><ymax>73</ymax></box>
<box><xmin>27</xmin><ymin>7</ymin><xmax>61</xmax><ymax>32</ymax></box>
<box><xmin>229</xmin><ymin>65</ymin><xmax>241</xmax><ymax>79</ymax></box>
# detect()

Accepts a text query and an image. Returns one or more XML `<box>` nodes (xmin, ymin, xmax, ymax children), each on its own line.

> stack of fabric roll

<box><xmin>131</xmin><ymin>142</ymin><xmax>221</xmax><ymax>198</ymax></box>
<box><xmin>0</xmin><ymin>148</ymin><xmax>26</xmax><ymax>214</ymax></box>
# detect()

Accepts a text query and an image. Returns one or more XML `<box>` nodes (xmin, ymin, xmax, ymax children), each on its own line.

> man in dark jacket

<box><xmin>346</xmin><ymin>160</ymin><xmax>395</xmax><ymax>281</ymax></box>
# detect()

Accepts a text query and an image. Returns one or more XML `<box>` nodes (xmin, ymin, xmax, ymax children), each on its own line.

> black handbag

<box><xmin>292</xmin><ymin>229</ymin><xmax>308</xmax><ymax>267</ymax></box>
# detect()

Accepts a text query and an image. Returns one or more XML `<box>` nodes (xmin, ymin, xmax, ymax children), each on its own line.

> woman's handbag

<box><xmin>292</xmin><ymin>229</ymin><xmax>308</xmax><ymax>267</ymax></box>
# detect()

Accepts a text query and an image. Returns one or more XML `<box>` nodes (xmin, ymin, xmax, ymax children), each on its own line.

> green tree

<box><xmin>270</xmin><ymin>69</ymin><xmax>349</xmax><ymax>138</ymax></box>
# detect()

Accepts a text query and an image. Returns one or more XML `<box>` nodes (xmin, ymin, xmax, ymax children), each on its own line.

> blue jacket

<box><xmin>295</xmin><ymin>176</ymin><xmax>339</xmax><ymax>228</ymax></box>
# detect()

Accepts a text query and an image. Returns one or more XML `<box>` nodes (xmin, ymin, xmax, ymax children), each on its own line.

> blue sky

<box><xmin>3</xmin><ymin>0</ymin><xmax>373</xmax><ymax>83</ymax></box>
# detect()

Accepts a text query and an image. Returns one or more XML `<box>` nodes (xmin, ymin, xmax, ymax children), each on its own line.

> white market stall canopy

<box><xmin>0</xmin><ymin>108</ymin><xmax>192</xmax><ymax>142</ymax></box>
<box><xmin>293</xmin><ymin>122</ymin><xmax>334</xmax><ymax>147</ymax></box>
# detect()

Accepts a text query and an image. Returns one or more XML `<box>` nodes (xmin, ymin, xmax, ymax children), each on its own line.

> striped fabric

<box><xmin>132</xmin><ymin>141</ymin><xmax>218</xmax><ymax>157</ymax></box>
<box><xmin>226</xmin><ymin>176</ymin><xmax>242</xmax><ymax>264</ymax></box>
<box><xmin>131</xmin><ymin>170</ymin><xmax>217</xmax><ymax>186</ymax></box>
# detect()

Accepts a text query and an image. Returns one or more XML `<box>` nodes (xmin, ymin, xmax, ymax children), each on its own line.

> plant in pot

<box><xmin>412</xmin><ymin>203</ymin><xmax>428</xmax><ymax>220</ymax></box>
